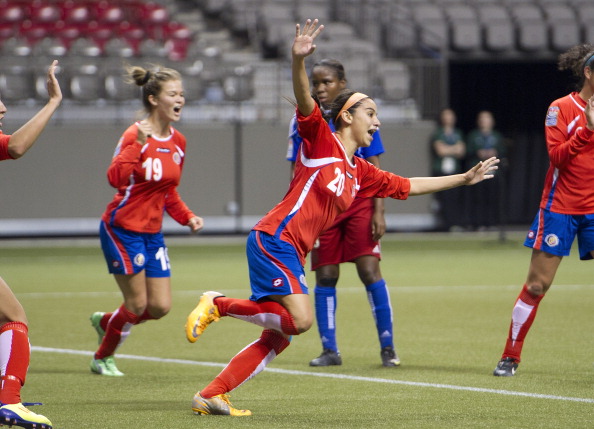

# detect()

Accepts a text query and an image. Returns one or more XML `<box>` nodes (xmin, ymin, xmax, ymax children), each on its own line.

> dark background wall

<box><xmin>448</xmin><ymin>60</ymin><xmax>573</xmax><ymax>224</ymax></box>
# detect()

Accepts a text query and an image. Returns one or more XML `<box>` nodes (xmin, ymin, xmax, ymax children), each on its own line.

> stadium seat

<box><xmin>104</xmin><ymin>67</ymin><xmax>138</xmax><ymax>102</ymax></box>
<box><xmin>32</xmin><ymin>36</ymin><xmax>68</xmax><ymax>58</ymax></box>
<box><xmin>29</xmin><ymin>2</ymin><xmax>62</xmax><ymax>23</ymax></box>
<box><xmin>0</xmin><ymin>1</ymin><xmax>29</xmax><ymax>24</ymax></box>
<box><xmin>178</xmin><ymin>60</ymin><xmax>205</xmax><ymax>103</ymax></box>
<box><xmin>0</xmin><ymin>63</ymin><xmax>34</xmax><ymax>102</ymax></box>
<box><xmin>509</xmin><ymin>4</ymin><xmax>548</xmax><ymax>52</ymax></box>
<box><xmin>68</xmin><ymin>62</ymin><xmax>104</xmax><ymax>103</ymax></box>
<box><xmin>542</xmin><ymin>4</ymin><xmax>579</xmax><ymax>52</ymax></box>
<box><xmin>443</xmin><ymin>4</ymin><xmax>480</xmax><ymax>52</ymax></box>
<box><xmin>62</xmin><ymin>1</ymin><xmax>94</xmax><ymax>24</ymax></box>
<box><xmin>378</xmin><ymin>59</ymin><xmax>410</xmax><ymax>101</ymax></box>
<box><xmin>476</xmin><ymin>4</ymin><xmax>514</xmax><ymax>52</ymax></box>
<box><xmin>412</xmin><ymin>3</ymin><xmax>448</xmax><ymax>52</ymax></box>
<box><xmin>68</xmin><ymin>37</ymin><xmax>102</xmax><ymax>57</ymax></box>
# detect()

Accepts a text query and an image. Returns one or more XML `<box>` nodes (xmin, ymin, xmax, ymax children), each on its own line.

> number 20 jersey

<box><xmin>101</xmin><ymin>124</ymin><xmax>195</xmax><ymax>233</ymax></box>
<box><xmin>254</xmin><ymin>104</ymin><xmax>410</xmax><ymax>265</ymax></box>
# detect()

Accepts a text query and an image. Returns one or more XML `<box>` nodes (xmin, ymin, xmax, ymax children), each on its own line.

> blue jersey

<box><xmin>286</xmin><ymin>113</ymin><xmax>385</xmax><ymax>162</ymax></box>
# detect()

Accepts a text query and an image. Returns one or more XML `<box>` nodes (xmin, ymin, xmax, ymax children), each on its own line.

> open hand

<box><xmin>292</xmin><ymin>19</ymin><xmax>324</xmax><ymax>59</ymax></box>
<box><xmin>464</xmin><ymin>156</ymin><xmax>500</xmax><ymax>185</ymax></box>
<box><xmin>46</xmin><ymin>60</ymin><xmax>63</xmax><ymax>104</ymax></box>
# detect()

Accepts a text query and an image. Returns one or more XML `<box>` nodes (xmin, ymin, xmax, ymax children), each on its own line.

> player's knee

<box><xmin>359</xmin><ymin>271</ymin><xmax>381</xmax><ymax>286</ymax></box>
<box><xmin>318</xmin><ymin>277</ymin><xmax>338</xmax><ymax>288</ymax></box>
<box><xmin>148</xmin><ymin>304</ymin><xmax>170</xmax><ymax>319</ymax></box>
<box><xmin>526</xmin><ymin>282</ymin><xmax>547</xmax><ymax>296</ymax></box>
<box><xmin>294</xmin><ymin>317</ymin><xmax>313</xmax><ymax>334</ymax></box>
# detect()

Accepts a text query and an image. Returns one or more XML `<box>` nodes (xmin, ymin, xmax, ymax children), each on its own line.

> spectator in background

<box><xmin>430</xmin><ymin>108</ymin><xmax>467</xmax><ymax>231</ymax></box>
<box><xmin>466</xmin><ymin>110</ymin><xmax>506</xmax><ymax>230</ymax></box>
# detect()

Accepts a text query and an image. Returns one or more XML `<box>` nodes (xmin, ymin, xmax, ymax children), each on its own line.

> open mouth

<box><xmin>367</xmin><ymin>129</ymin><xmax>376</xmax><ymax>137</ymax></box>
<box><xmin>173</xmin><ymin>106</ymin><xmax>182</xmax><ymax>114</ymax></box>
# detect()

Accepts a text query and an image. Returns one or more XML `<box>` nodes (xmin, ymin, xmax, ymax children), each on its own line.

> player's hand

<box><xmin>371</xmin><ymin>211</ymin><xmax>386</xmax><ymax>241</ymax></box>
<box><xmin>292</xmin><ymin>19</ymin><xmax>324</xmax><ymax>59</ymax></box>
<box><xmin>46</xmin><ymin>60</ymin><xmax>63</xmax><ymax>104</ymax></box>
<box><xmin>136</xmin><ymin>120</ymin><xmax>153</xmax><ymax>145</ymax></box>
<box><xmin>585</xmin><ymin>94</ymin><xmax>594</xmax><ymax>131</ymax></box>
<box><xmin>463</xmin><ymin>156</ymin><xmax>499</xmax><ymax>185</ymax></box>
<box><xmin>187</xmin><ymin>216</ymin><xmax>204</xmax><ymax>233</ymax></box>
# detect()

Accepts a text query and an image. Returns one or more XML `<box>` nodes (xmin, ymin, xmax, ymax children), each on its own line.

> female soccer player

<box><xmin>90</xmin><ymin>65</ymin><xmax>203</xmax><ymax>376</ymax></box>
<box><xmin>185</xmin><ymin>19</ymin><xmax>498</xmax><ymax>416</ymax></box>
<box><xmin>0</xmin><ymin>60</ymin><xmax>61</xmax><ymax>429</ymax></box>
<box><xmin>493</xmin><ymin>44</ymin><xmax>594</xmax><ymax>377</ymax></box>
<box><xmin>287</xmin><ymin>59</ymin><xmax>397</xmax><ymax>367</ymax></box>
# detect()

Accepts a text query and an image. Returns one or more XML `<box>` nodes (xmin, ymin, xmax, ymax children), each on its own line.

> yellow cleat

<box><xmin>0</xmin><ymin>403</ymin><xmax>53</xmax><ymax>429</ymax></box>
<box><xmin>185</xmin><ymin>291</ymin><xmax>223</xmax><ymax>343</ymax></box>
<box><xmin>192</xmin><ymin>393</ymin><xmax>251</xmax><ymax>416</ymax></box>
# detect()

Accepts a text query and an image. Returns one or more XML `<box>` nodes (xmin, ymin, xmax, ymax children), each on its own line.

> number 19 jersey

<box><xmin>102</xmin><ymin>124</ymin><xmax>195</xmax><ymax>233</ymax></box>
<box><xmin>254</xmin><ymin>105</ymin><xmax>410</xmax><ymax>264</ymax></box>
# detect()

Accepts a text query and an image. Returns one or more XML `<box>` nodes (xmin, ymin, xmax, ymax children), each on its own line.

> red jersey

<box><xmin>540</xmin><ymin>92</ymin><xmax>594</xmax><ymax>214</ymax></box>
<box><xmin>102</xmin><ymin>123</ymin><xmax>195</xmax><ymax>233</ymax></box>
<box><xmin>0</xmin><ymin>132</ymin><xmax>13</xmax><ymax>161</ymax></box>
<box><xmin>254</xmin><ymin>105</ymin><xmax>410</xmax><ymax>264</ymax></box>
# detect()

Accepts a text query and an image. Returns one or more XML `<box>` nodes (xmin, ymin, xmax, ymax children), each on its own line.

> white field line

<box><xmin>16</xmin><ymin>284</ymin><xmax>594</xmax><ymax>299</ymax></box>
<box><xmin>32</xmin><ymin>346</ymin><xmax>594</xmax><ymax>404</ymax></box>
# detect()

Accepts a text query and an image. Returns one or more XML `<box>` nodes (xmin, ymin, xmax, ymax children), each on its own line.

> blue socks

<box><xmin>366</xmin><ymin>279</ymin><xmax>394</xmax><ymax>349</ymax></box>
<box><xmin>313</xmin><ymin>285</ymin><xmax>338</xmax><ymax>352</ymax></box>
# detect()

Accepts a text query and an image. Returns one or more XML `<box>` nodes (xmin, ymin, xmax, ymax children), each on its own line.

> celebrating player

<box><xmin>286</xmin><ymin>58</ymin><xmax>398</xmax><ymax>367</ymax></box>
<box><xmin>0</xmin><ymin>60</ymin><xmax>61</xmax><ymax>429</ymax></box>
<box><xmin>184</xmin><ymin>19</ymin><xmax>498</xmax><ymax>416</ymax></box>
<box><xmin>90</xmin><ymin>65</ymin><xmax>203</xmax><ymax>376</ymax></box>
<box><xmin>493</xmin><ymin>44</ymin><xmax>594</xmax><ymax>376</ymax></box>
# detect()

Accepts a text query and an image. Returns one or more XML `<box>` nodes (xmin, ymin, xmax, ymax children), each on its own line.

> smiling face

<box><xmin>149</xmin><ymin>79</ymin><xmax>185</xmax><ymax>123</ymax></box>
<box><xmin>311</xmin><ymin>66</ymin><xmax>346</xmax><ymax>107</ymax></box>
<box><xmin>346</xmin><ymin>98</ymin><xmax>381</xmax><ymax>148</ymax></box>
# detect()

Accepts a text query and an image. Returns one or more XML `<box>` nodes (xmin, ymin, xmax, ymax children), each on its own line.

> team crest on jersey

<box><xmin>134</xmin><ymin>253</ymin><xmax>146</xmax><ymax>266</ymax></box>
<box><xmin>272</xmin><ymin>277</ymin><xmax>284</xmax><ymax>288</ymax></box>
<box><xmin>545</xmin><ymin>106</ymin><xmax>559</xmax><ymax>126</ymax></box>
<box><xmin>545</xmin><ymin>233</ymin><xmax>559</xmax><ymax>247</ymax></box>
<box><xmin>173</xmin><ymin>152</ymin><xmax>182</xmax><ymax>164</ymax></box>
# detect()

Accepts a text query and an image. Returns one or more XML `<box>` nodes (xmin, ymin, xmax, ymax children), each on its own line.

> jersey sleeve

<box><xmin>165</xmin><ymin>188</ymin><xmax>195</xmax><ymax>226</ymax></box>
<box><xmin>286</xmin><ymin>114</ymin><xmax>302</xmax><ymax>162</ymax></box>
<box><xmin>0</xmin><ymin>134</ymin><xmax>13</xmax><ymax>161</ymax></box>
<box><xmin>358</xmin><ymin>129</ymin><xmax>385</xmax><ymax>158</ymax></box>
<box><xmin>296</xmin><ymin>104</ymin><xmax>334</xmax><ymax>159</ymax></box>
<box><xmin>545</xmin><ymin>102</ymin><xmax>594</xmax><ymax>168</ymax></box>
<box><xmin>106</xmin><ymin>127</ymin><xmax>142</xmax><ymax>188</ymax></box>
<box><xmin>357</xmin><ymin>159</ymin><xmax>410</xmax><ymax>200</ymax></box>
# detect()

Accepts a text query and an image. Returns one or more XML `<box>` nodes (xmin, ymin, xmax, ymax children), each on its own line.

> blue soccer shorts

<box><xmin>524</xmin><ymin>209</ymin><xmax>594</xmax><ymax>260</ymax></box>
<box><xmin>247</xmin><ymin>230</ymin><xmax>309</xmax><ymax>301</ymax></box>
<box><xmin>99</xmin><ymin>221</ymin><xmax>171</xmax><ymax>277</ymax></box>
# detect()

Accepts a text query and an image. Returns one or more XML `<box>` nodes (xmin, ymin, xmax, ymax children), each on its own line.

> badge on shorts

<box><xmin>545</xmin><ymin>106</ymin><xmax>559</xmax><ymax>126</ymax></box>
<box><xmin>545</xmin><ymin>233</ymin><xmax>559</xmax><ymax>247</ymax></box>
<box><xmin>272</xmin><ymin>278</ymin><xmax>284</xmax><ymax>288</ymax></box>
<box><xmin>299</xmin><ymin>274</ymin><xmax>307</xmax><ymax>287</ymax></box>
<box><xmin>134</xmin><ymin>253</ymin><xmax>146</xmax><ymax>266</ymax></box>
<box><xmin>527</xmin><ymin>230</ymin><xmax>535</xmax><ymax>239</ymax></box>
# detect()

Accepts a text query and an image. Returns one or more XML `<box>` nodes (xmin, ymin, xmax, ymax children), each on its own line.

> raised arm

<box><xmin>409</xmin><ymin>157</ymin><xmax>499</xmax><ymax>196</ymax></box>
<box><xmin>292</xmin><ymin>19</ymin><xmax>324</xmax><ymax>117</ymax></box>
<box><xmin>8</xmin><ymin>60</ymin><xmax>63</xmax><ymax>159</ymax></box>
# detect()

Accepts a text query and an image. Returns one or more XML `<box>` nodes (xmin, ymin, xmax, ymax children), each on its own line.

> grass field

<box><xmin>1</xmin><ymin>231</ymin><xmax>593</xmax><ymax>428</ymax></box>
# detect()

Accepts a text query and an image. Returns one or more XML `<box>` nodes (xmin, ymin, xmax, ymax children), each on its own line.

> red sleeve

<box><xmin>106</xmin><ymin>127</ymin><xmax>142</xmax><ymax>188</ymax></box>
<box><xmin>165</xmin><ymin>188</ymin><xmax>195</xmax><ymax>225</ymax></box>
<box><xmin>546</xmin><ymin>102</ymin><xmax>594</xmax><ymax>168</ymax></box>
<box><xmin>357</xmin><ymin>159</ymin><xmax>411</xmax><ymax>200</ymax></box>
<box><xmin>296</xmin><ymin>104</ymin><xmax>334</xmax><ymax>159</ymax></box>
<box><xmin>0</xmin><ymin>134</ymin><xmax>14</xmax><ymax>161</ymax></box>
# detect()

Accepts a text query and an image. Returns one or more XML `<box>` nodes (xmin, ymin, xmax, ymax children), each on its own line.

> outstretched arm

<box><xmin>8</xmin><ymin>60</ymin><xmax>63</xmax><ymax>159</ymax></box>
<box><xmin>409</xmin><ymin>157</ymin><xmax>499</xmax><ymax>196</ymax></box>
<box><xmin>292</xmin><ymin>19</ymin><xmax>324</xmax><ymax>117</ymax></box>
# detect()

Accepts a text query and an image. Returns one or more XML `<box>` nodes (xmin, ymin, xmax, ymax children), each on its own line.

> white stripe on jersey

<box><xmin>567</xmin><ymin>116</ymin><xmax>581</xmax><ymax>134</ymax></box>
<box><xmin>569</xmin><ymin>93</ymin><xmax>585</xmax><ymax>111</ymax></box>
<box><xmin>300</xmin><ymin>151</ymin><xmax>342</xmax><ymax>168</ymax></box>
<box><xmin>289</xmin><ymin>170</ymin><xmax>320</xmax><ymax>216</ymax></box>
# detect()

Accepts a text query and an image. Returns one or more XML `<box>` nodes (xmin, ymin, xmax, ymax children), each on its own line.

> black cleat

<box><xmin>309</xmin><ymin>349</ymin><xmax>342</xmax><ymax>366</ymax></box>
<box><xmin>493</xmin><ymin>357</ymin><xmax>519</xmax><ymax>376</ymax></box>
<box><xmin>380</xmin><ymin>346</ymin><xmax>401</xmax><ymax>367</ymax></box>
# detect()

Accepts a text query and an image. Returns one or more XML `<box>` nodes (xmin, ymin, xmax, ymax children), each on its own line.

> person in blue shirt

<box><xmin>286</xmin><ymin>58</ymin><xmax>400</xmax><ymax>367</ymax></box>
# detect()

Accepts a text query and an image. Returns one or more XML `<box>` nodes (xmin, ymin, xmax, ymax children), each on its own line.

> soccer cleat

<box><xmin>0</xmin><ymin>403</ymin><xmax>53</xmax><ymax>429</ymax></box>
<box><xmin>493</xmin><ymin>357</ymin><xmax>519</xmax><ymax>376</ymax></box>
<box><xmin>309</xmin><ymin>348</ymin><xmax>342</xmax><ymax>366</ymax></box>
<box><xmin>90</xmin><ymin>355</ymin><xmax>124</xmax><ymax>377</ymax></box>
<box><xmin>192</xmin><ymin>393</ymin><xmax>251</xmax><ymax>416</ymax></box>
<box><xmin>90</xmin><ymin>312</ymin><xmax>106</xmax><ymax>345</ymax></box>
<box><xmin>185</xmin><ymin>291</ymin><xmax>223</xmax><ymax>343</ymax></box>
<box><xmin>380</xmin><ymin>346</ymin><xmax>401</xmax><ymax>367</ymax></box>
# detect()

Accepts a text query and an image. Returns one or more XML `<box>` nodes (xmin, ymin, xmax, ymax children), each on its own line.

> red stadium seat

<box><xmin>0</xmin><ymin>1</ymin><xmax>29</xmax><ymax>23</ymax></box>
<box><xmin>29</xmin><ymin>2</ymin><xmax>62</xmax><ymax>23</ymax></box>
<box><xmin>62</xmin><ymin>0</ymin><xmax>95</xmax><ymax>24</ymax></box>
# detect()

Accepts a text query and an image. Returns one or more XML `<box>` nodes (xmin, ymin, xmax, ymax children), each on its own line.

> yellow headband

<box><xmin>335</xmin><ymin>92</ymin><xmax>369</xmax><ymax>122</ymax></box>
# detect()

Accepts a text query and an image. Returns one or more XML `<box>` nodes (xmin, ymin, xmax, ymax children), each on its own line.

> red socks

<box><xmin>0</xmin><ymin>322</ymin><xmax>30</xmax><ymax>405</ymax></box>
<box><xmin>95</xmin><ymin>304</ymin><xmax>140</xmax><ymax>360</ymax></box>
<box><xmin>200</xmin><ymin>329</ymin><xmax>290</xmax><ymax>398</ymax></box>
<box><xmin>214</xmin><ymin>297</ymin><xmax>299</xmax><ymax>336</ymax></box>
<box><xmin>502</xmin><ymin>284</ymin><xmax>544</xmax><ymax>362</ymax></box>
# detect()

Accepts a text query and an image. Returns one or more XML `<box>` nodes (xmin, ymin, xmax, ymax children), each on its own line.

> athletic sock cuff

<box><xmin>0</xmin><ymin>321</ymin><xmax>28</xmax><ymax>335</ymax></box>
